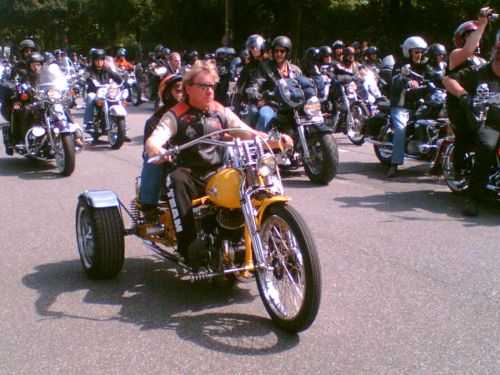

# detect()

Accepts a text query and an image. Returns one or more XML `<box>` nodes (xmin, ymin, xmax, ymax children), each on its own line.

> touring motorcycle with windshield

<box><xmin>75</xmin><ymin>129</ymin><xmax>322</xmax><ymax>333</ymax></box>
<box><xmin>1</xmin><ymin>65</ymin><xmax>80</xmax><ymax>175</ymax></box>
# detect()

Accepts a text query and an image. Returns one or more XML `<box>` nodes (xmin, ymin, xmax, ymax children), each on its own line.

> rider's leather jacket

<box><xmin>246</xmin><ymin>59</ymin><xmax>302</xmax><ymax>104</ymax></box>
<box><xmin>85</xmin><ymin>65</ymin><xmax>123</xmax><ymax>94</ymax></box>
<box><xmin>390</xmin><ymin>58</ymin><xmax>431</xmax><ymax>108</ymax></box>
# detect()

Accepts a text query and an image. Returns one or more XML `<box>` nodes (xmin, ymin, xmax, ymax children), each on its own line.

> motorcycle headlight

<box><xmin>47</xmin><ymin>89</ymin><xmax>62</xmax><ymax>101</ymax></box>
<box><xmin>257</xmin><ymin>154</ymin><xmax>277</xmax><ymax>177</ymax></box>
<box><xmin>97</xmin><ymin>88</ymin><xmax>107</xmax><ymax>98</ymax></box>
<box><xmin>106</xmin><ymin>87</ymin><xmax>120</xmax><ymax>100</ymax></box>
<box><xmin>51</xmin><ymin>103</ymin><xmax>65</xmax><ymax>115</ymax></box>
<box><xmin>303</xmin><ymin>96</ymin><xmax>322</xmax><ymax>117</ymax></box>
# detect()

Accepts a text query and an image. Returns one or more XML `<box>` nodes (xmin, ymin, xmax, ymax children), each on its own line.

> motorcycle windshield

<box><xmin>39</xmin><ymin>63</ymin><xmax>69</xmax><ymax>91</ymax></box>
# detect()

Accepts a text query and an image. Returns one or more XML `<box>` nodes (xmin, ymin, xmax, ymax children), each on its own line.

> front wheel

<box><xmin>54</xmin><ymin>134</ymin><xmax>75</xmax><ymax>176</ymax></box>
<box><xmin>303</xmin><ymin>132</ymin><xmax>339</xmax><ymax>185</ymax></box>
<box><xmin>108</xmin><ymin>117</ymin><xmax>126</xmax><ymax>149</ymax></box>
<box><xmin>256</xmin><ymin>204</ymin><xmax>321</xmax><ymax>333</ymax></box>
<box><xmin>130</xmin><ymin>85</ymin><xmax>142</xmax><ymax>106</ymax></box>
<box><xmin>442</xmin><ymin>143</ymin><xmax>469</xmax><ymax>194</ymax></box>
<box><xmin>75</xmin><ymin>198</ymin><xmax>125</xmax><ymax>278</ymax></box>
<box><xmin>347</xmin><ymin>102</ymin><xmax>369</xmax><ymax>145</ymax></box>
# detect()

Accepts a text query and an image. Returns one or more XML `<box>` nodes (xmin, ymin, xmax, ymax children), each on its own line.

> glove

<box><xmin>458</xmin><ymin>93</ymin><xmax>471</xmax><ymax>110</ymax></box>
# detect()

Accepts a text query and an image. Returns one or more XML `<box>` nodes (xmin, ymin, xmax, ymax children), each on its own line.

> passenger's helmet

<box><xmin>19</xmin><ymin>39</ymin><xmax>36</xmax><ymax>53</ymax></box>
<box><xmin>116</xmin><ymin>48</ymin><xmax>127</xmax><ymax>57</ymax></box>
<box><xmin>90</xmin><ymin>48</ymin><xmax>106</xmax><ymax>63</ymax></box>
<box><xmin>318</xmin><ymin>46</ymin><xmax>332</xmax><ymax>57</ymax></box>
<box><xmin>154</xmin><ymin>44</ymin><xmax>164</xmax><ymax>53</ymax></box>
<box><xmin>332</xmin><ymin>40</ymin><xmax>344</xmax><ymax>50</ymax></box>
<box><xmin>427</xmin><ymin>43</ymin><xmax>447</xmax><ymax>61</ymax></box>
<box><xmin>271</xmin><ymin>36</ymin><xmax>292</xmax><ymax>55</ymax></box>
<box><xmin>245</xmin><ymin>34</ymin><xmax>266</xmax><ymax>52</ymax></box>
<box><xmin>162</xmin><ymin>47</ymin><xmax>171</xmax><ymax>56</ymax></box>
<box><xmin>453</xmin><ymin>21</ymin><xmax>479</xmax><ymax>48</ymax></box>
<box><xmin>27</xmin><ymin>51</ymin><xmax>44</xmax><ymax>64</ymax></box>
<box><xmin>401</xmin><ymin>36</ymin><xmax>428</xmax><ymax>58</ymax></box>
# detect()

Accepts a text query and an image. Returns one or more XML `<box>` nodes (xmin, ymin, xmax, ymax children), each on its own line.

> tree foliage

<box><xmin>0</xmin><ymin>0</ymin><xmax>497</xmax><ymax>59</ymax></box>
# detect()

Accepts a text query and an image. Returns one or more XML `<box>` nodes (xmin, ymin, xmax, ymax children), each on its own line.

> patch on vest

<box><xmin>185</xmin><ymin>125</ymin><xmax>197</xmax><ymax>139</ymax></box>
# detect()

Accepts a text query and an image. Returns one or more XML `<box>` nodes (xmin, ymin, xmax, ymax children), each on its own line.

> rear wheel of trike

<box><xmin>75</xmin><ymin>197</ymin><xmax>125</xmax><ymax>278</ymax></box>
<box><xmin>255</xmin><ymin>203</ymin><xmax>321</xmax><ymax>333</ymax></box>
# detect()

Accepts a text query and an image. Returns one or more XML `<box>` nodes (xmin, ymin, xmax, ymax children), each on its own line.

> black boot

<box><xmin>386</xmin><ymin>164</ymin><xmax>398</xmax><ymax>178</ymax></box>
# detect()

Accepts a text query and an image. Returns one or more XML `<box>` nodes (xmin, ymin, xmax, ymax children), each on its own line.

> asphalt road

<box><xmin>0</xmin><ymin>102</ymin><xmax>499</xmax><ymax>375</ymax></box>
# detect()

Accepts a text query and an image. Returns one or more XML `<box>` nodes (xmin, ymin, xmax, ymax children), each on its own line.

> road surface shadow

<box><xmin>335</xmin><ymin>189</ymin><xmax>500</xmax><ymax>225</ymax></box>
<box><xmin>0</xmin><ymin>156</ymin><xmax>66</xmax><ymax>179</ymax></box>
<box><xmin>22</xmin><ymin>257</ymin><xmax>299</xmax><ymax>354</ymax></box>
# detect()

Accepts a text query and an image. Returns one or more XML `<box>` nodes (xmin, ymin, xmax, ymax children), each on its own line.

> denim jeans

<box><xmin>139</xmin><ymin>154</ymin><xmax>163</xmax><ymax>205</ymax></box>
<box><xmin>390</xmin><ymin>107</ymin><xmax>411</xmax><ymax>165</ymax></box>
<box><xmin>83</xmin><ymin>93</ymin><xmax>96</xmax><ymax>124</ymax></box>
<box><xmin>255</xmin><ymin>105</ymin><xmax>277</xmax><ymax>132</ymax></box>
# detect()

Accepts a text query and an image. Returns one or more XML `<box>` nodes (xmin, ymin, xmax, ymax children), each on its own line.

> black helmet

<box><xmin>365</xmin><ymin>46</ymin><xmax>378</xmax><ymax>56</ymax></box>
<box><xmin>271</xmin><ymin>36</ymin><xmax>292</xmax><ymax>54</ymax></box>
<box><xmin>90</xmin><ymin>48</ymin><xmax>106</xmax><ymax>62</ymax></box>
<box><xmin>351</xmin><ymin>41</ymin><xmax>361</xmax><ymax>49</ymax></box>
<box><xmin>116</xmin><ymin>48</ymin><xmax>127</xmax><ymax>57</ymax></box>
<box><xmin>204</xmin><ymin>53</ymin><xmax>215</xmax><ymax>60</ymax></box>
<box><xmin>19</xmin><ymin>39</ymin><xmax>36</xmax><ymax>53</ymax></box>
<box><xmin>70</xmin><ymin>52</ymin><xmax>78</xmax><ymax>58</ymax></box>
<box><xmin>27</xmin><ymin>51</ymin><xmax>44</xmax><ymax>64</ymax></box>
<box><xmin>306</xmin><ymin>47</ymin><xmax>319</xmax><ymax>58</ymax></box>
<box><xmin>215</xmin><ymin>47</ymin><xmax>226</xmax><ymax>58</ymax></box>
<box><xmin>245</xmin><ymin>34</ymin><xmax>266</xmax><ymax>52</ymax></box>
<box><xmin>427</xmin><ymin>43</ymin><xmax>447</xmax><ymax>58</ymax></box>
<box><xmin>319</xmin><ymin>45</ymin><xmax>333</xmax><ymax>57</ymax></box>
<box><xmin>54</xmin><ymin>49</ymin><xmax>63</xmax><ymax>56</ymax></box>
<box><xmin>332</xmin><ymin>40</ymin><xmax>344</xmax><ymax>50</ymax></box>
<box><xmin>44</xmin><ymin>52</ymin><xmax>55</xmax><ymax>64</ymax></box>
<box><xmin>188</xmin><ymin>50</ymin><xmax>199</xmax><ymax>60</ymax></box>
<box><xmin>163</xmin><ymin>47</ymin><xmax>171</xmax><ymax>56</ymax></box>
<box><xmin>226</xmin><ymin>47</ymin><xmax>236</xmax><ymax>56</ymax></box>
<box><xmin>154</xmin><ymin>44</ymin><xmax>164</xmax><ymax>53</ymax></box>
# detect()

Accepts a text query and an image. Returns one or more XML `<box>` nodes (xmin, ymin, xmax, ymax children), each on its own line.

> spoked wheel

<box><xmin>442</xmin><ymin>143</ymin><xmax>470</xmax><ymax>194</ymax></box>
<box><xmin>256</xmin><ymin>204</ymin><xmax>321</xmax><ymax>333</ymax></box>
<box><xmin>54</xmin><ymin>134</ymin><xmax>75</xmax><ymax>176</ymax></box>
<box><xmin>347</xmin><ymin>102</ymin><xmax>369</xmax><ymax>145</ymax></box>
<box><xmin>75</xmin><ymin>197</ymin><xmax>125</xmax><ymax>278</ymax></box>
<box><xmin>303</xmin><ymin>133</ymin><xmax>339</xmax><ymax>185</ymax></box>
<box><xmin>108</xmin><ymin>117</ymin><xmax>126</xmax><ymax>149</ymax></box>
<box><xmin>130</xmin><ymin>85</ymin><xmax>142</xmax><ymax>106</ymax></box>
<box><xmin>373</xmin><ymin>127</ymin><xmax>393</xmax><ymax>166</ymax></box>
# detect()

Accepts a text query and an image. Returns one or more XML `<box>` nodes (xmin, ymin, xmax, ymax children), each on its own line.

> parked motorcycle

<box><xmin>1</xmin><ymin>66</ymin><xmax>80</xmax><ymax>175</ymax></box>
<box><xmin>75</xmin><ymin>129</ymin><xmax>322</xmax><ymax>333</ymax></box>
<box><xmin>321</xmin><ymin>67</ymin><xmax>370</xmax><ymax>145</ymax></box>
<box><xmin>442</xmin><ymin>86</ymin><xmax>500</xmax><ymax>194</ymax></box>
<box><xmin>85</xmin><ymin>79</ymin><xmax>128</xmax><ymax>149</ymax></box>
<box><xmin>363</xmin><ymin>65</ymin><xmax>450</xmax><ymax>167</ymax></box>
<box><xmin>251</xmin><ymin>77</ymin><xmax>339</xmax><ymax>185</ymax></box>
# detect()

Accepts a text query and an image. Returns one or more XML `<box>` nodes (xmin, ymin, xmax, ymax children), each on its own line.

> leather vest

<box><xmin>170</xmin><ymin>101</ymin><xmax>228</xmax><ymax>172</ymax></box>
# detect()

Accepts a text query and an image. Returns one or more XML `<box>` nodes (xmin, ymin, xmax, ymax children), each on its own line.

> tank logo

<box><xmin>185</xmin><ymin>125</ymin><xmax>197</xmax><ymax>139</ymax></box>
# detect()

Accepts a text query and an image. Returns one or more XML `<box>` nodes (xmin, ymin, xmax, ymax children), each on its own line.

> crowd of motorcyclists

<box><xmin>0</xmin><ymin>5</ymin><xmax>498</xmax><ymax>218</ymax></box>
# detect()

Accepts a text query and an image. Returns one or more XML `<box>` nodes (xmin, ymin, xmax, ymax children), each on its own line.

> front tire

<box><xmin>55</xmin><ymin>134</ymin><xmax>75</xmax><ymax>176</ymax></box>
<box><xmin>108</xmin><ymin>117</ymin><xmax>126</xmax><ymax>149</ymax></box>
<box><xmin>75</xmin><ymin>198</ymin><xmax>125</xmax><ymax>278</ymax></box>
<box><xmin>347</xmin><ymin>102</ymin><xmax>369</xmax><ymax>145</ymax></box>
<box><xmin>256</xmin><ymin>204</ymin><xmax>321</xmax><ymax>333</ymax></box>
<box><xmin>442</xmin><ymin>143</ymin><xmax>469</xmax><ymax>194</ymax></box>
<box><xmin>130</xmin><ymin>85</ymin><xmax>142</xmax><ymax>106</ymax></box>
<box><xmin>303</xmin><ymin>132</ymin><xmax>339</xmax><ymax>185</ymax></box>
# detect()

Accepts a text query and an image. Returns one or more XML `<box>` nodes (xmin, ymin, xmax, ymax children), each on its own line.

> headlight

<box><xmin>257</xmin><ymin>154</ymin><xmax>277</xmax><ymax>177</ymax></box>
<box><xmin>106</xmin><ymin>87</ymin><xmax>120</xmax><ymax>100</ymax></box>
<box><xmin>303</xmin><ymin>96</ymin><xmax>322</xmax><ymax>117</ymax></box>
<box><xmin>47</xmin><ymin>89</ymin><xmax>62</xmax><ymax>100</ymax></box>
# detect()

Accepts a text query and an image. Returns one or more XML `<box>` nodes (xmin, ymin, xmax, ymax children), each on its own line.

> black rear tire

<box><xmin>75</xmin><ymin>198</ymin><xmax>125</xmax><ymax>279</ymax></box>
<box><xmin>348</xmin><ymin>102</ymin><xmax>369</xmax><ymax>145</ymax></box>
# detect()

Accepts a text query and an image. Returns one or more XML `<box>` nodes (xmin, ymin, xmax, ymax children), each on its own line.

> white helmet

<box><xmin>401</xmin><ymin>36</ymin><xmax>428</xmax><ymax>58</ymax></box>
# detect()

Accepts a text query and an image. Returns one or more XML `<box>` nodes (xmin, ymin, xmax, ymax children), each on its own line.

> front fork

<box><xmin>293</xmin><ymin>109</ymin><xmax>311</xmax><ymax>161</ymax></box>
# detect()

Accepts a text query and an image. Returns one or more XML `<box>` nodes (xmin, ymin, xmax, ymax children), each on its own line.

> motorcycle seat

<box><xmin>376</xmin><ymin>98</ymin><xmax>391</xmax><ymax>113</ymax></box>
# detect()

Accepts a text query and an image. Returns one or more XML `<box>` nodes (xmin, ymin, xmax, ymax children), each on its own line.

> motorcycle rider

<box><xmin>387</xmin><ymin>36</ymin><xmax>430</xmax><ymax>178</ymax></box>
<box><xmin>83</xmin><ymin>48</ymin><xmax>123</xmax><ymax>130</ymax></box>
<box><xmin>363</xmin><ymin>46</ymin><xmax>382</xmax><ymax>73</ymax></box>
<box><xmin>443</xmin><ymin>41</ymin><xmax>500</xmax><ymax>216</ymax></box>
<box><xmin>426</xmin><ymin>43</ymin><xmax>448</xmax><ymax>87</ymax></box>
<box><xmin>445</xmin><ymin>7</ymin><xmax>491</xmax><ymax>178</ymax></box>
<box><xmin>246</xmin><ymin>35</ymin><xmax>303</xmax><ymax>132</ymax></box>
<box><xmin>340</xmin><ymin>46</ymin><xmax>362</xmax><ymax>76</ymax></box>
<box><xmin>166</xmin><ymin>51</ymin><xmax>182</xmax><ymax>75</ymax></box>
<box><xmin>332</xmin><ymin>40</ymin><xmax>344</xmax><ymax>65</ymax></box>
<box><xmin>54</xmin><ymin>49</ymin><xmax>74</xmax><ymax>75</ymax></box>
<box><xmin>114</xmin><ymin>48</ymin><xmax>134</xmax><ymax>72</ymax></box>
<box><xmin>145</xmin><ymin>61</ymin><xmax>292</xmax><ymax>269</ymax></box>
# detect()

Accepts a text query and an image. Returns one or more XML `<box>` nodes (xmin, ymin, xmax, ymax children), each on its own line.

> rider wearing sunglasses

<box><xmin>387</xmin><ymin>36</ymin><xmax>431</xmax><ymax>178</ymax></box>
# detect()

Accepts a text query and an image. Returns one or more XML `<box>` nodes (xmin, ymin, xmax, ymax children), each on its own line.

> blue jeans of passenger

<box><xmin>83</xmin><ymin>93</ymin><xmax>97</xmax><ymax>124</ymax></box>
<box><xmin>139</xmin><ymin>153</ymin><xmax>163</xmax><ymax>205</ymax></box>
<box><xmin>255</xmin><ymin>105</ymin><xmax>277</xmax><ymax>132</ymax></box>
<box><xmin>390</xmin><ymin>107</ymin><xmax>411</xmax><ymax>165</ymax></box>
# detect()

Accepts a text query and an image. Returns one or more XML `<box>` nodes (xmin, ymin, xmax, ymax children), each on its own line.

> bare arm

<box><xmin>442</xmin><ymin>76</ymin><xmax>468</xmax><ymax>98</ymax></box>
<box><xmin>449</xmin><ymin>7</ymin><xmax>490</xmax><ymax>70</ymax></box>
